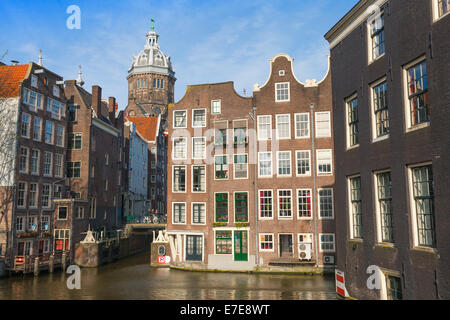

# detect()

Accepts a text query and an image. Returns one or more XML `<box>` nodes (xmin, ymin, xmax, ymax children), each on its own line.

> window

<box><xmin>172</xmin><ymin>138</ymin><xmax>187</xmax><ymax>160</ymax></box>
<box><xmin>17</xmin><ymin>182</ymin><xmax>26</xmax><ymax>208</ymax></box>
<box><xmin>406</xmin><ymin>60</ymin><xmax>429</xmax><ymax>127</ymax></box>
<box><xmin>54</xmin><ymin>229</ymin><xmax>70</xmax><ymax>251</ymax></box>
<box><xmin>192</xmin><ymin>109</ymin><xmax>206</xmax><ymax>128</ymax></box>
<box><xmin>192</xmin><ymin>165</ymin><xmax>206</xmax><ymax>192</ymax></box>
<box><xmin>257</xmin><ymin>115</ymin><xmax>272</xmax><ymax>140</ymax></box>
<box><xmin>43</xmin><ymin>152</ymin><xmax>52</xmax><ymax>176</ymax></box>
<box><xmin>55</xmin><ymin>125</ymin><xmax>64</xmax><ymax>147</ymax></box>
<box><xmin>276</xmin><ymin>114</ymin><xmax>291</xmax><ymax>139</ymax></box>
<box><xmin>68</xmin><ymin>105</ymin><xmax>77</xmax><ymax>122</ymax></box>
<box><xmin>297</xmin><ymin>189</ymin><xmax>312</xmax><ymax>219</ymax></box>
<box><xmin>185</xmin><ymin>235</ymin><xmax>202</xmax><ymax>261</ymax></box>
<box><xmin>234</xmin><ymin>192</ymin><xmax>248</xmax><ymax>222</ymax></box>
<box><xmin>172</xmin><ymin>166</ymin><xmax>186</xmax><ymax>192</ymax></box>
<box><xmin>275</xmin><ymin>82</ymin><xmax>290</xmax><ymax>102</ymax></box>
<box><xmin>173</xmin><ymin>110</ymin><xmax>187</xmax><ymax>128</ymax></box>
<box><xmin>319</xmin><ymin>234</ymin><xmax>335</xmax><ymax>252</ymax></box>
<box><xmin>150</xmin><ymin>176</ymin><xmax>156</xmax><ymax>183</ymax></box>
<box><xmin>347</xmin><ymin>96</ymin><xmax>359</xmax><ymax>147</ymax></box>
<box><xmin>317</xmin><ymin>149</ymin><xmax>332</xmax><ymax>175</ymax></box>
<box><xmin>27</xmin><ymin>216</ymin><xmax>37</xmax><ymax>231</ymax></box>
<box><xmin>278</xmin><ymin>190</ymin><xmax>292</xmax><ymax>219</ymax></box>
<box><xmin>259</xmin><ymin>234</ymin><xmax>274</xmax><ymax>251</ymax></box>
<box><xmin>234</xmin><ymin>154</ymin><xmax>248</xmax><ymax>179</ymax></box>
<box><xmin>54</xmin><ymin>154</ymin><xmax>63</xmax><ymax>178</ymax></box>
<box><xmin>376</xmin><ymin>172</ymin><xmax>393</xmax><ymax>243</ymax></box>
<box><xmin>277</xmin><ymin>151</ymin><xmax>291</xmax><ymax>176</ymax></box>
<box><xmin>258</xmin><ymin>152</ymin><xmax>272</xmax><ymax>177</ymax></box>
<box><xmin>215</xmin><ymin>231</ymin><xmax>232</xmax><ymax>254</ymax></box>
<box><xmin>319</xmin><ymin>189</ymin><xmax>333</xmax><ymax>219</ymax></box>
<box><xmin>437</xmin><ymin>0</ymin><xmax>450</xmax><ymax>18</ymax></box>
<box><xmin>41</xmin><ymin>215</ymin><xmax>50</xmax><ymax>232</ymax></box>
<box><xmin>30</xmin><ymin>149</ymin><xmax>39</xmax><ymax>175</ymax></box>
<box><xmin>215</xmin><ymin>193</ymin><xmax>228</xmax><ymax>222</ymax></box>
<box><xmin>41</xmin><ymin>184</ymin><xmax>51</xmax><ymax>208</ymax></box>
<box><xmin>192</xmin><ymin>203</ymin><xmax>206</xmax><ymax>225</ymax></box>
<box><xmin>105</xmin><ymin>153</ymin><xmax>109</xmax><ymax>166</ymax></box>
<box><xmin>45</xmin><ymin>121</ymin><xmax>54</xmax><ymax>144</ymax></box>
<box><xmin>369</xmin><ymin>13</ymin><xmax>385</xmax><ymax>61</ymax></box>
<box><xmin>411</xmin><ymin>165</ymin><xmax>435</xmax><ymax>247</ymax></box>
<box><xmin>47</xmin><ymin>98</ymin><xmax>64</xmax><ymax>120</ymax></box>
<box><xmin>315</xmin><ymin>112</ymin><xmax>331</xmax><ymax>138</ymax></box>
<box><xmin>349</xmin><ymin>177</ymin><xmax>363</xmax><ymax>239</ymax></box>
<box><xmin>233</xmin><ymin>127</ymin><xmax>247</xmax><ymax>145</ymax></box>
<box><xmin>372</xmin><ymin>80</ymin><xmax>390</xmax><ymax>138</ymax></box>
<box><xmin>215</xmin><ymin>155</ymin><xmax>228</xmax><ymax>180</ymax></box>
<box><xmin>386</xmin><ymin>275</ymin><xmax>403</xmax><ymax>300</ymax></box>
<box><xmin>211</xmin><ymin>100</ymin><xmax>221</xmax><ymax>114</ymax></box>
<box><xmin>69</xmin><ymin>133</ymin><xmax>83</xmax><ymax>150</ymax></box>
<box><xmin>16</xmin><ymin>217</ymin><xmax>24</xmax><ymax>232</ymax></box>
<box><xmin>153</xmin><ymin>79</ymin><xmax>164</xmax><ymax>89</ymax></box>
<box><xmin>172</xmin><ymin>203</ymin><xmax>186</xmax><ymax>224</ymax></box>
<box><xmin>29</xmin><ymin>183</ymin><xmax>38</xmax><ymax>208</ymax></box>
<box><xmin>67</xmin><ymin>162</ymin><xmax>81</xmax><ymax>178</ymax></box>
<box><xmin>279</xmin><ymin>70</ymin><xmax>285</xmax><ymax>76</ymax></box>
<box><xmin>53</xmin><ymin>85</ymin><xmax>60</xmax><ymax>98</ymax></box>
<box><xmin>89</xmin><ymin>198</ymin><xmax>96</xmax><ymax>219</ymax></box>
<box><xmin>26</xmin><ymin>90</ymin><xmax>42</xmax><ymax>112</ymax></box>
<box><xmin>192</xmin><ymin>137</ymin><xmax>206</xmax><ymax>159</ymax></box>
<box><xmin>31</xmin><ymin>75</ymin><xmax>38</xmax><ymax>88</ymax></box>
<box><xmin>214</xmin><ymin>128</ymin><xmax>227</xmax><ymax>145</ymax></box>
<box><xmin>21</xmin><ymin>113</ymin><xmax>31</xmax><ymax>138</ymax></box>
<box><xmin>19</xmin><ymin>147</ymin><xmax>29</xmax><ymax>173</ymax></box>
<box><xmin>295</xmin><ymin>113</ymin><xmax>310</xmax><ymax>138</ymax></box>
<box><xmin>296</xmin><ymin>150</ymin><xmax>311</xmax><ymax>176</ymax></box>
<box><xmin>75</xmin><ymin>207</ymin><xmax>85</xmax><ymax>219</ymax></box>
<box><xmin>259</xmin><ymin>190</ymin><xmax>273</xmax><ymax>219</ymax></box>
<box><xmin>58</xmin><ymin>207</ymin><xmax>68</xmax><ymax>220</ymax></box>
<box><xmin>33</xmin><ymin>117</ymin><xmax>42</xmax><ymax>141</ymax></box>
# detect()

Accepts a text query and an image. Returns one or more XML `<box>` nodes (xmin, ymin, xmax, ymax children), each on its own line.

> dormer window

<box><xmin>53</xmin><ymin>85</ymin><xmax>60</xmax><ymax>98</ymax></box>
<box><xmin>31</xmin><ymin>75</ymin><xmax>38</xmax><ymax>88</ymax></box>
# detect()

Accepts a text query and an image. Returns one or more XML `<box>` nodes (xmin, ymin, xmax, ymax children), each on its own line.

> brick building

<box><xmin>0</xmin><ymin>62</ymin><xmax>67</xmax><ymax>261</ymax></box>
<box><xmin>325</xmin><ymin>0</ymin><xmax>450</xmax><ymax>299</ymax></box>
<box><xmin>166</xmin><ymin>54</ymin><xmax>335</xmax><ymax>271</ymax></box>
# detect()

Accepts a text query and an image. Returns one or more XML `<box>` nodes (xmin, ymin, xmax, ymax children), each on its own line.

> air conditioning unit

<box><xmin>324</xmin><ymin>255</ymin><xmax>335</xmax><ymax>265</ymax></box>
<box><xmin>298</xmin><ymin>243</ymin><xmax>312</xmax><ymax>261</ymax></box>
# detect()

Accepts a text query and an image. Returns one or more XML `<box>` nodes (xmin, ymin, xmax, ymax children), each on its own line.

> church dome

<box><xmin>129</xmin><ymin>24</ymin><xmax>174</xmax><ymax>76</ymax></box>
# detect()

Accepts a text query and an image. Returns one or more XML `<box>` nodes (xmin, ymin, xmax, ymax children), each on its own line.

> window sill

<box><xmin>411</xmin><ymin>246</ymin><xmax>438</xmax><ymax>255</ymax></box>
<box><xmin>372</xmin><ymin>134</ymin><xmax>389</xmax><ymax>144</ymax></box>
<box><xmin>368</xmin><ymin>53</ymin><xmax>385</xmax><ymax>66</ymax></box>
<box><xmin>433</xmin><ymin>11</ymin><xmax>450</xmax><ymax>23</ymax></box>
<box><xmin>296</xmin><ymin>174</ymin><xmax>312</xmax><ymax>178</ymax></box>
<box><xmin>375</xmin><ymin>242</ymin><xmax>396</xmax><ymax>249</ymax></box>
<box><xmin>346</xmin><ymin>144</ymin><xmax>359</xmax><ymax>151</ymax></box>
<box><xmin>405</xmin><ymin>122</ymin><xmax>430</xmax><ymax>133</ymax></box>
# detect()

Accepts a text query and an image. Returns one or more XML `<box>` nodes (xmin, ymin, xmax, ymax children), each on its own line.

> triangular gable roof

<box><xmin>127</xmin><ymin>116</ymin><xmax>160</xmax><ymax>142</ymax></box>
<box><xmin>0</xmin><ymin>64</ymin><xmax>30</xmax><ymax>97</ymax></box>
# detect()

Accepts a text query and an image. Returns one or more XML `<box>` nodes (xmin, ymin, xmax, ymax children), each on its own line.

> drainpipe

<box><xmin>310</xmin><ymin>104</ymin><xmax>319</xmax><ymax>268</ymax></box>
<box><xmin>249</xmin><ymin>106</ymin><xmax>258</xmax><ymax>266</ymax></box>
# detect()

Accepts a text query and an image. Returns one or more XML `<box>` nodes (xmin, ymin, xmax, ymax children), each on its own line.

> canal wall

<box><xmin>0</xmin><ymin>258</ymin><xmax>5</xmax><ymax>278</ymax></box>
<box><xmin>75</xmin><ymin>233</ymin><xmax>152</xmax><ymax>268</ymax></box>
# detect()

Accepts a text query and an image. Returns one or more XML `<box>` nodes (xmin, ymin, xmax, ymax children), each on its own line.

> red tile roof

<box><xmin>127</xmin><ymin>116</ymin><xmax>160</xmax><ymax>142</ymax></box>
<box><xmin>0</xmin><ymin>64</ymin><xmax>30</xmax><ymax>97</ymax></box>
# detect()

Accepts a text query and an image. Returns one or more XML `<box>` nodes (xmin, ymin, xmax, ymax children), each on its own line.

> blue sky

<box><xmin>0</xmin><ymin>0</ymin><xmax>354</xmax><ymax>110</ymax></box>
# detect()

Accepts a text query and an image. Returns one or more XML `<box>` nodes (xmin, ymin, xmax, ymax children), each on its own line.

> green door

<box><xmin>234</xmin><ymin>231</ymin><xmax>248</xmax><ymax>261</ymax></box>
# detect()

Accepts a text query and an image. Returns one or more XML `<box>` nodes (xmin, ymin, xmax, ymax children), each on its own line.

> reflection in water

<box><xmin>0</xmin><ymin>252</ymin><xmax>336</xmax><ymax>300</ymax></box>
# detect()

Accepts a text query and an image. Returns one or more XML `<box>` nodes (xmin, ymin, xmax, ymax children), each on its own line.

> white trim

<box><xmin>295</xmin><ymin>150</ymin><xmax>311</xmax><ymax>177</ymax></box>
<box><xmin>294</xmin><ymin>112</ymin><xmax>310</xmax><ymax>139</ymax></box>
<box><xmin>277</xmin><ymin>189</ymin><xmax>293</xmax><ymax>220</ymax></box>
<box><xmin>233</xmin><ymin>191</ymin><xmax>249</xmax><ymax>223</ymax></box>
<box><xmin>259</xmin><ymin>233</ymin><xmax>275</xmax><ymax>252</ymax></box>
<box><xmin>211</xmin><ymin>99</ymin><xmax>221</xmax><ymax>114</ymax></box>
<box><xmin>275</xmin><ymin>82</ymin><xmax>290</xmax><ymax>103</ymax></box>
<box><xmin>257</xmin><ymin>115</ymin><xmax>272</xmax><ymax>141</ymax></box>
<box><xmin>275</xmin><ymin>114</ymin><xmax>291</xmax><ymax>140</ymax></box>
<box><xmin>296</xmin><ymin>188</ymin><xmax>313</xmax><ymax>220</ymax></box>
<box><xmin>276</xmin><ymin>150</ymin><xmax>292</xmax><ymax>177</ymax></box>
<box><xmin>172</xmin><ymin>165</ymin><xmax>187</xmax><ymax>193</ymax></box>
<box><xmin>258</xmin><ymin>189</ymin><xmax>274</xmax><ymax>221</ymax></box>
<box><xmin>345</xmin><ymin>94</ymin><xmax>359</xmax><ymax>149</ymax></box>
<box><xmin>192</xmin><ymin>108</ymin><xmax>207</xmax><ymax>128</ymax></box>
<box><xmin>315</xmin><ymin>111</ymin><xmax>331</xmax><ymax>138</ymax></box>
<box><xmin>173</xmin><ymin>110</ymin><xmax>187</xmax><ymax>129</ymax></box>
<box><xmin>191</xmin><ymin>136</ymin><xmax>206</xmax><ymax>160</ymax></box>
<box><xmin>319</xmin><ymin>233</ymin><xmax>336</xmax><ymax>253</ymax></box>
<box><xmin>373</xmin><ymin>169</ymin><xmax>392</xmax><ymax>244</ymax></box>
<box><xmin>172</xmin><ymin>202</ymin><xmax>187</xmax><ymax>225</ymax></box>
<box><xmin>214</xmin><ymin>154</ymin><xmax>229</xmax><ymax>180</ymax></box>
<box><xmin>258</xmin><ymin>151</ymin><xmax>273</xmax><ymax>178</ymax></box>
<box><xmin>233</xmin><ymin>153</ymin><xmax>248</xmax><ymax>180</ymax></box>
<box><xmin>367</xmin><ymin>10</ymin><xmax>385</xmax><ymax>65</ymax></box>
<box><xmin>316</xmin><ymin>149</ymin><xmax>333</xmax><ymax>176</ymax></box>
<box><xmin>432</xmin><ymin>0</ymin><xmax>450</xmax><ymax>22</ymax></box>
<box><xmin>191</xmin><ymin>164</ymin><xmax>206</xmax><ymax>193</ymax></box>
<box><xmin>369</xmin><ymin>76</ymin><xmax>390</xmax><ymax>142</ymax></box>
<box><xmin>347</xmin><ymin>174</ymin><xmax>361</xmax><ymax>240</ymax></box>
<box><xmin>191</xmin><ymin>202</ymin><xmax>207</xmax><ymax>226</ymax></box>
<box><xmin>172</xmin><ymin>137</ymin><xmax>187</xmax><ymax>160</ymax></box>
<box><xmin>183</xmin><ymin>233</ymin><xmax>205</xmax><ymax>263</ymax></box>
<box><xmin>318</xmin><ymin>188</ymin><xmax>334</xmax><ymax>220</ymax></box>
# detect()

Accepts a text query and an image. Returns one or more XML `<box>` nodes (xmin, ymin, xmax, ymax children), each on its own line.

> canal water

<box><xmin>0</xmin><ymin>252</ymin><xmax>337</xmax><ymax>300</ymax></box>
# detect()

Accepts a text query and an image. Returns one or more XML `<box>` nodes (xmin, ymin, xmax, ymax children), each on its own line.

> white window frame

<box><xmin>17</xmin><ymin>182</ymin><xmax>27</xmax><ymax>209</ymax></box>
<box><xmin>318</xmin><ymin>188</ymin><xmax>334</xmax><ymax>220</ymax></box>
<box><xmin>54</xmin><ymin>154</ymin><xmax>64</xmax><ymax>178</ymax></box>
<box><xmin>257</xmin><ymin>115</ymin><xmax>272</xmax><ymax>141</ymax></box>
<box><xmin>214</xmin><ymin>154</ymin><xmax>229</xmax><ymax>181</ymax></box>
<box><xmin>315</xmin><ymin>111</ymin><xmax>331</xmax><ymax>138</ymax></box>
<box><xmin>233</xmin><ymin>153</ymin><xmax>248</xmax><ymax>180</ymax></box>
<box><xmin>172</xmin><ymin>137</ymin><xmax>187</xmax><ymax>160</ymax></box>
<box><xmin>275</xmin><ymin>114</ymin><xmax>291</xmax><ymax>140</ymax></box>
<box><xmin>258</xmin><ymin>152</ymin><xmax>273</xmax><ymax>178</ymax></box>
<box><xmin>259</xmin><ymin>233</ymin><xmax>275</xmax><ymax>252</ymax></box>
<box><xmin>258</xmin><ymin>189</ymin><xmax>273</xmax><ymax>220</ymax></box>
<box><xmin>370</xmin><ymin>77</ymin><xmax>390</xmax><ymax>143</ymax></box>
<box><xmin>33</xmin><ymin>117</ymin><xmax>42</xmax><ymax>142</ymax></box>
<box><xmin>347</xmin><ymin>174</ymin><xmax>362</xmax><ymax>240</ymax></box>
<box><xmin>367</xmin><ymin>10</ymin><xmax>385</xmax><ymax>64</ymax></box>
<box><xmin>173</xmin><ymin>110</ymin><xmax>187</xmax><ymax>129</ymax></box>
<box><xmin>21</xmin><ymin>113</ymin><xmax>31</xmax><ymax>138</ymax></box>
<box><xmin>45</xmin><ymin>120</ymin><xmax>54</xmax><ymax>145</ymax></box>
<box><xmin>319</xmin><ymin>233</ymin><xmax>336</xmax><ymax>253</ymax></box>
<box><xmin>42</xmin><ymin>184</ymin><xmax>51</xmax><ymax>209</ymax></box>
<box><xmin>277</xmin><ymin>189</ymin><xmax>293</xmax><ymax>220</ymax></box>
<box><xmin>192</xmin><ymin>137</ymin><xmax>206</xmax><ymax>160</ymax></box>
<box><xmin>191</xmin><ymin>165</ymin><xmax>206</xmax><ymax>193</ymax></box>
<box><xmin>297</xmin><ymin>189</ymin><xmax>313</xmax><ymax>220</ymax></box>
<box><xmin>317</xmin><ymin>149</ymin><xmax>333</xmax><ymax>176</ymax></box>
<box><xmin>211</xmin><ymin>99</ymin><xmax>221</xmax><ymax>114</ymax></box>
<box><xmin>433</xmin><ymin>0</ymin><xmax>450</xmax><ymax>21</ymax></box>
<box><xmin>172</xmin><ymin>165</ymin><xmax>187</xmax><ymax>193</ymax></box>
<box><xmin>345</xmin><ymin>94</ymin><xmax>359</xmax><ymax>149</ymax></box>
<box><xmin>29</xmin><ymin>183</ymin><xmax>38</xmax><ymax>209</ymax></box>
<box><xmin>43</xmin><ymin>152</ymin><xmax>53</xmax><ymax>177</ymax></box>
<box><xmin>296</xmin><ymin>150</ymin><xmax>311</xmax><ymax>177</ymax></box>
<box><xmin>294</xmin><ymin>113</ymin><xmax>310</xmax><ymax>139</ymax></box>
<box><xmin>55</xmin><ymin>125</ymin><xmax>65</xmax><ymax>147</ymax></box>
<box><xmin>172</xmin><ymin>202</ymin><xmax>187</xmax><ymax>225</ymax></box>
<box><xmin>191</xmin><ymin>202</ymin><xmax>207</xmax><ymax>225</ymax></box>
<box><xmin>31</xmin><ymin>75</ymin><xmax>38</xmax><ymax>88</ymax></box>
<box><xmin>192</xmin><ymin>108</ymin><xmax>207</xmax><ymax>128</ymax></box>
<box><xmin>277</xmin><ymin>151</ymin><xmax>292</xmax><ymax>177</ymax></box>
<box><xmin>275</xmin><ymin>82</ymin><xmax>290</xmax><ymax>102</ymax></box>
<box><xmin>19</xmin><ymin>147</ymin><xmax>29</xmax><ymax>174</ymax></box>
<box><xmin>373</xmin><ymin>170</ymin><xmax>394</xmax><ymax>244</ymax></box>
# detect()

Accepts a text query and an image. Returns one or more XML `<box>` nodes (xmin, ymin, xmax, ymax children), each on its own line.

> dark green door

<box><xmin>234</xmin><ymin>231</ymin><xmax>248</xmax><ymax>261</ymax></box>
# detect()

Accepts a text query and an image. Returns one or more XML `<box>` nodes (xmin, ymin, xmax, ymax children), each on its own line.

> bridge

<box><xmin>124</xmin><ymin>223</ymin><xmax>166</xmax><ymax>236</ymax></box>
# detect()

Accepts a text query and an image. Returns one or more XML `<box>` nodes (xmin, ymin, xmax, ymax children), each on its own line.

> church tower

<box><xmin>126</xmin><ymin>21</ymin><xmax>175</xmax><ymax>119</ymax></box>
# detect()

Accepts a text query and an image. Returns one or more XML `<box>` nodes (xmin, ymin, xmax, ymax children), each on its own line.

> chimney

<box><xmin>108</xmin><ymin>97</ymin><xmax>116</xmax><ymax>125</ymax></box>
<box><xmin>92</xmin><ymin>85</ymin><xmax>102</xmax><ymax>117</ymax></box>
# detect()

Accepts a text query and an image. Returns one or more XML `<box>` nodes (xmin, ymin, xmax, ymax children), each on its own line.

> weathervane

<box><xmin>151</xmin><ymin>18</ymin><xmax>155</xmax><ymax>31</ymax></box>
